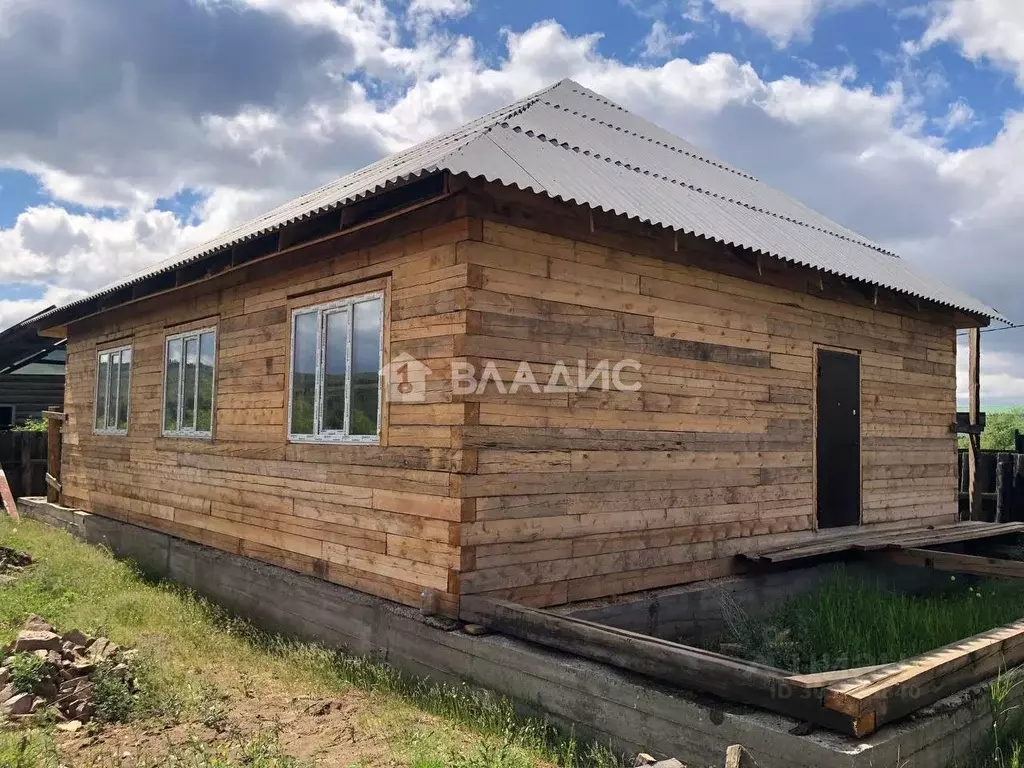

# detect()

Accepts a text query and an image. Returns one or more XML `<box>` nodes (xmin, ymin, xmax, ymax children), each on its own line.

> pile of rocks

<box><xmin>0</xmin><ymin>615</ymin><xmax>135</xmax><ymax>727</ymax></box>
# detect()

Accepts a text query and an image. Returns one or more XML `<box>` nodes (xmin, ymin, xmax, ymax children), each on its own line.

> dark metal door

<box><xmin>816</xmin><ymin>349</ymin><xmax>861</xmax><ymax>529</ymax></box>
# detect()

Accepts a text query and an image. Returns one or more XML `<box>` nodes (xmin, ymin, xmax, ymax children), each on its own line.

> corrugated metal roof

<box><xmin>45</xmin><ymin>78</ymin><xmax>1004</xmax><ymax>322</ymax></box>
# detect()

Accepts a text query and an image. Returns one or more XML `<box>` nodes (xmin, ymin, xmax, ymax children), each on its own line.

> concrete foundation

<box><xmin>13</xmin><ymin>497</ymin><xmax>1019</xmax><ymax>768</ymax></box>
<box><xmin>560</xmin><ymin>561</ymin><xmax>947</xmax><ymax>643</ymax></box>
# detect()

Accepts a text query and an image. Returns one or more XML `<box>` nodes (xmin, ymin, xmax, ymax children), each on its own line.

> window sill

<box><xmin>161</xmin><ymin>432</ymin><xmax>213</xmax><ymax>441</ymax></box>
<box><xmin>93</xmin><ymin>429</ymin><xmax>128</xmax><ymax>436</ymax></box>
<box><xmin>288</xmin><ymin>434</ymin><xmax>380</xmax><ymax>445</ymax></box>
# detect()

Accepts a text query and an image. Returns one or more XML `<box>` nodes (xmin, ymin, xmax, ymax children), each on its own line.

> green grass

<box><xmin>0</xmin><ymin>518</ymin><xmax>623</xmax><ymax>768</ymax></box>
<box><xmin>714</xmin><ymin>568</ymin><xmax>1024</xmax><ymax>673</ymax></box>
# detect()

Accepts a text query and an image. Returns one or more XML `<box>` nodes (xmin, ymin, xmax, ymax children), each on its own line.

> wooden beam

<box><xmin>824</xmin><ymin>618</ymin><xmax>1024</xmax><ymax>730</ymax></box>
<box><xmin>460</xmin><ymin>596</ymin><xmax>872</xmax><ymax>736</ymax></box>
<box><xmin>869</xmin><ymin>548</ymin><xmax>1024</xmax><ymax>579</ymax></box>
<box><xmin>41</xmin><ymin>410</ymin><xmax>65</xmax><ymax>422</ymax></box>
<box><xmin>46</xmin><ymin>413</ymin><xmax>62</xmax><ymax>505</ymax></box>
<box><xmin>0</xmin><ymin>468</ymin><xmax>18</xmax><ymax>521</ymax></box>
<box><xmin>20</xmin><ymin>437</ymin><xmax>31</xmax><ymax>501</ymax></box>
<box><xmin>969</xmin><ymin>327</ymin><xmax>982</xmax><ymax>521</ymax></box>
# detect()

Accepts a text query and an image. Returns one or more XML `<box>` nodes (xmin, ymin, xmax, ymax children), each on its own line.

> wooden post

<box><xmin>1016</xmin><ymin>429</ymin><xmax>1024</xmax><ymax>454</ymax></box>
<box><xmin>1014</xmin><ymin>454</ymin><xmax>1024</xmax><ymax>522</ymax></box>
<box><xmin>968</xmin><ymin>328</ymin><xmax>982</xmax><ymax>521</ymax></box>
<box><xmin>19</xmin><ymin>433</ymin><xmax>31</xmax><ymax>499</ymax></box>
<box><xmin>44</xmin><ymin>410</ymin><xmax>64</xmax><ymax>505</ymax></box>
<box><xmin>997</xmin><ymin>453</ymin><xmax>1014</xmax><ymax>523</ymax></box>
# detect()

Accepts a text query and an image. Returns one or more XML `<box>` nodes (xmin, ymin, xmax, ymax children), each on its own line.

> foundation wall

<box><xmin>561</xmin><ymin>561</ymin><xmax>946</xmax><ymax>643</ymax></box>
<box><xmin>16</xmin><ymin>496</ymin><xmax>1014</xmax><ymax>768</ymax></box>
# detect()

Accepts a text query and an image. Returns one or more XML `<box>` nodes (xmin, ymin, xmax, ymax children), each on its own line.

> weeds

<box><xmin>714</xmin><ymin>569</ymin><xmax>1024</xmax><ymax>673</ymax></box>
<box><xmin>0</xmin><ymin>732</ymin><xmax>60</xmax><ymax>768</ymax></box>
<box><xmin>7</xmin><ymin>654</ymin><xmax>47</xmax><ymax>695</ymax></box>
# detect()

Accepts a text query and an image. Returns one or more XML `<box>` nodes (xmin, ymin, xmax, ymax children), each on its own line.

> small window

<box><xmin>289</xmin><ymin>293</ymin><xmax>383</xmax><ymax>443</ymax></box>
<box><xmin>163</xmin><ymin>327</ymin><xmax>217</xmax><ymax>437</ymax></box>
<box><xmin>0</xmin><ymin>406</ymin><xmax>14</xmax><ymax>429</ymax></box>
<box><xmin>95</xmin><ymin>345</ymin><xmax>132</xmax><ymax>435</ymax></box>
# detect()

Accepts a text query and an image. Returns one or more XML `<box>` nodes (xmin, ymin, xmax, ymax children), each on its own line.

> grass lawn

<box><xmin>0</xmin><ymin>517</ymin><xmax>622</xmax><ymax>768</ymax></box>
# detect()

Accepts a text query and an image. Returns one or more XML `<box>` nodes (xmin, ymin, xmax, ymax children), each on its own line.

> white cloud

<box><xmin>922</xmin><ymin>0</ymin><xmax>1024</xmax><ymax>85</ymax></box>
<box><xmin>0</xmin><ymin>10</ymin><xmax>1022</xmax><ymax>414</ymax></box>
<box><xmin>704</xmin><ymin>0</ymin><xmax>866</xmax><ymax>46</ymax></box>
<box><xmin>407</xmin><ymin>0</ymin><xmax>472</xmax><ymax>20</ymax></box>
<box><xmin>957</xmin><ymin>339</ymin><xmax>1024</xmax><ymax>406</ymax></box>
<box><xmin>936</xmin><ymin>98</ymin><xmax>977</xmax><ymax>133</ymax></box>
<box><xmin>642</xmin><ymin>20</ymin><xmax>694</xmax><ymax>58</ymax></box>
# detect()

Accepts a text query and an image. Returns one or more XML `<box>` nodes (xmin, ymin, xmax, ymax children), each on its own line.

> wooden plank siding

<box><xmin>62</xmin><ymin>208</ymin><xmax>474</xmax><ymax>615</ymax></box>
<box><xmin>453</xmin><ymin>212</ymin><xmax>959</xmax><ymax>607</ymax></box>
<box><xmin>58</xmin><ymin>186</ymin><xmax>960</xmax><ymax>615</ymax></box>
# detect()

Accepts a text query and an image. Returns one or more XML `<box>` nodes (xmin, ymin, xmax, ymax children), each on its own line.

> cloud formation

<box><xmin>922</xmin><ymin>0</ymin><xmax>1024</xmax><ymax>85</ymax></box>
<box><xmin>1</xmin><ymin>1</ymin><xmax>1022</xmax><ymax>399</ymax></box>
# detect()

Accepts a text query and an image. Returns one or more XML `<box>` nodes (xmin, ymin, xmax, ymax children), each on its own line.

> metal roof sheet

<box><xmin>45</xmin><ymin>78</ymin><xmax>1003</xmax><ymax>322</ymax></box>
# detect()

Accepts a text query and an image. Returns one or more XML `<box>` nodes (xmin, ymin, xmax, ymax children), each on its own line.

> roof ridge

<box><xmin>498</xmin><ymin>120</ymin><xmax>899</xmax><ymax>259</ymax></box>
<box><xmin>547</xmin><ymin>88</ymin><xmax>760</xmax><ymax>183</ymax></box>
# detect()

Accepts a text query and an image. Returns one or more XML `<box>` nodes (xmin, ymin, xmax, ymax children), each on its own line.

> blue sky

<box><xmin>1</xmin><ymin>0</ymin><xmax>1024</xmax><ymax>401</ymax></box>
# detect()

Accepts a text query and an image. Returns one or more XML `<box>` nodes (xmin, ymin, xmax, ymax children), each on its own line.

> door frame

<box><xmin>812</xmin><ymin>344</ymin><xmax>863</xmax><ymax>531</ymax></box>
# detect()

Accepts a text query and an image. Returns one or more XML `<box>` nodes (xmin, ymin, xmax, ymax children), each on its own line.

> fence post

<box><xmin>996</xmin><ymin>453</ymin><xmax>1013</xmax><ymax>523</ymax></box>
<box><xmin>968</xmin><ymin>328</ymin><xmax>982</xmax><ymax>520</ymax></box>
<box><xmin>19</xmin><ymin>433</ymin><xmax>30</xmax><ymax>498</ymax></box>
<box><xmin>1014</xmin><ymin>455</ymin><xmax>1024</xmax><ymax>522</ymax></box>
<box><xmin>44</xmin><ymin>409</ymin><xmax>64</xmax><ymax>505</ymax></box>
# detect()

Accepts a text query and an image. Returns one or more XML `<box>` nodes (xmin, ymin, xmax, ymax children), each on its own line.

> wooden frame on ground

<box><xmin>461</xmin><ymin>524</ymin><xmax>1024</xmax><ymax>738</ymax></box>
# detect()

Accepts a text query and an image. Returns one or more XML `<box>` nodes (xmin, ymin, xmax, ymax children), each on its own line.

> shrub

<box><xmin>8</xmin><ymin>654</ymin><xmax>47</xmax><ymax>695</ymax></box>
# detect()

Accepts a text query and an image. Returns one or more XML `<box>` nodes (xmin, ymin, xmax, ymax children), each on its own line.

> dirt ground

<box><xmin>53</xmin><ymin>687</ymin><xmax>425</xmax><ymax>766</ymax></box>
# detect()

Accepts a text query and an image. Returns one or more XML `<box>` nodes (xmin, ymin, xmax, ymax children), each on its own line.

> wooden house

<box><xmin>30</xmin><ymin>80</ymin><xmax>1002</xmax><ymax>616</ymax></box>
<box><xmin>0</xmin><ymin>310</ymin><xmax>66</xmax><ymax>428</ymax></box>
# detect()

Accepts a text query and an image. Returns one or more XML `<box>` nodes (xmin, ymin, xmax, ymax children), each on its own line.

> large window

<box><xmin>289</xmin><ymin>293</ymin><xmax>383</xmax><ymax>443</ymax></box>
<box><xmin>163</xmin><ymin>327</ymin><xmax>217</xmax><ymax>437</ymax></box>
<box><xmin>95</xmin><ymin>345</ymin><xmax>132</xmax><ymax>434</ymax></box>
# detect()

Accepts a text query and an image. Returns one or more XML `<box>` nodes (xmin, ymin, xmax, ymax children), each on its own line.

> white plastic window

<box><xmin>288</xmin><ymin>293</ymin><xmax>383</xmax><ymax>443</ymax></box>
<box><xmin>163</xmin><ymin>328</ymin><xmax>217</xmax><ymax>437</ymax></box>
<box><xmin>94</xmin><ymin>345</ymin><xmax>132</xmax><ymax>435</ymax></box>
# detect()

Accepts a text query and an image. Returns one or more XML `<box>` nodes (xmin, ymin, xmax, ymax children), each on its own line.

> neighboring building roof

<box><xmin>0</xmin><ymin>308</ymin><xmax>66</xmax><ymax>375</ymax></box>
<box><xmin>41</xmin><ymin>79</ymin><xmax>1003</xmax><ymax>323</ymax></box>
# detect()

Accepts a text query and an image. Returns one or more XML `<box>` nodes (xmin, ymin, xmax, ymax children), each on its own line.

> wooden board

<box><xmin>0</xmin><ymin>468</ymin><xmax>18</xmax><ymax>520</ymax></box>
<box><xmin>744</xmin><ymin>522</ymin><xmax>1024</xmax><ymax>563</ymax></box>
<box><xmin>869</xmin><ymin>548</ymin><xmax>1024</xmax><ymax>579</ymax></box>
<box><xmin>823</xmin><ymin>618</ymin><xmax>1024</xmax><ymax>729</ymax></box>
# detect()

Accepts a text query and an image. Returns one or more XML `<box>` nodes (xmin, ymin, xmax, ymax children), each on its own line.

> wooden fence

<box><xmin>0</xmin><ymin>430</ymin><xmax>48</xmax><ymax>499</ymax></box>
<box><xmin>957</xmin><ymin>449</ymin><xmax>1024</xmax><ymax>522</ymax></box>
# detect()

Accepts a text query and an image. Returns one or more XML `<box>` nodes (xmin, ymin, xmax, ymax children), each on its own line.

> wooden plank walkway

<box><xmin>742</xmin><ymin>521</ymin><xmax>1024</xmax><ymax>564</ymax></box>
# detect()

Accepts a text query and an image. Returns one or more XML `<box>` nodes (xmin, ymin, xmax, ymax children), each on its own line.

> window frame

<box><xmin>94</xmin><ymin>344</ymin><xmax>133</xmax><ymax>436</ymax></box>
<box><xmin>287</xmin><ymin>291</ymin><xmax>384</xmax><ymax>445</ymax></box>
<box><xmin>162</xmin><ymin>326</ymin><xmax>218</xmax><ymax>439</ymax></box>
